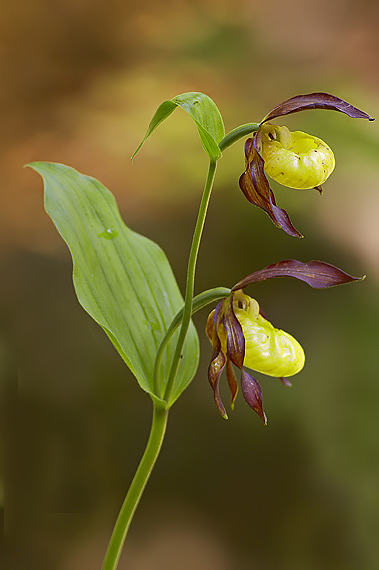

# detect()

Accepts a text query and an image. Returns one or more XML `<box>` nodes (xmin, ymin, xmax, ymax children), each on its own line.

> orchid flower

<box><xmin>239</xmin><ymin>93</ymin><xmax>374</xmax><ymax>237</ymax></box>
<box><xmin>206</xmin><ymin>259</ymin><xmax>363</xmax><ymax>423</ymax></box>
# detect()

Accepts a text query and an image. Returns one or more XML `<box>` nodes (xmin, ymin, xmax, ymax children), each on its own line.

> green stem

<box><xmin>153</xmin><ymin>287</ymin><xmax>231</xmax><ymax>395</ymax></box>
<box><xmin>163</xmin><ymin>160</ymin><xmax>217</xmax><ymax>402</ymax></box>
<box><xmin>102</xmin><ymin>402</ymin><xmax>168</xmax><ymax>570</ymax></box>
<box><xmin>218</xmin><ymin>123</ymin><xmax>260</xmax><ymax>152</ymax></box>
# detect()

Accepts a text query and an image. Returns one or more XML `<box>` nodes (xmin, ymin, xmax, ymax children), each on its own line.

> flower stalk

<box><xmin>102</xmin><ymin>402</ymin><xmax>168</xmax><ymax>570</ymax></box>
<box><xmin>163</xmin><ymin>159</ymin><xmax>218</xmax><ymax>403</ymax></box>
<box><xmin>218</xmin><ymin>123</ymin><xmax>260</xmax><ymax>152</ymax></box>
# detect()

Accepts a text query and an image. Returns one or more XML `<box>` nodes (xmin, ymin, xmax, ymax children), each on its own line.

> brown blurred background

<box><xmin>1</xmin><ymin>0</ymin><xmax>379</xmax><ymax>568</ymax></box>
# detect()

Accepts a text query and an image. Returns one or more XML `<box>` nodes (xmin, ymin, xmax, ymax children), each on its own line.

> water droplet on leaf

<box><xmin>98</xmin><ymin>228</ymin><xmax>118</xmax><ymax>240</ymax></box>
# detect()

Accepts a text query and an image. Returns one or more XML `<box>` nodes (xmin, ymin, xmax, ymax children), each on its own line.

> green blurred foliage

<box><xmin>1</xmin><ymin>0</ymin><xmax>378</xmax><ymax>569</ymax></box>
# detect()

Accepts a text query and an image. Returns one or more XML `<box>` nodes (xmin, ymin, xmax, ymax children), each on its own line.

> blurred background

<box><xmin>1</xmin><ymin>0</ymin><xmax>379</xmax><ymax>568</ymax></box>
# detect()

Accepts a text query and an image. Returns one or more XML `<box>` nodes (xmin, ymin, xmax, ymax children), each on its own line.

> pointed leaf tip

<box><xmin>133</xmin><ymin>92</ymin><xmax>224</xmax><ymax>161</ymax></box>
<box><xmin>132</xmin><ymin>100</ymin><xmax>177</xmax><ymax>160</ymax></box>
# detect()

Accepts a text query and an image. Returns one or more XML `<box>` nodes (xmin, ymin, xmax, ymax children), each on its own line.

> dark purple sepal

<box><xmin>226</xmin><ymin>360</ymin><xmax>238</xmax><ymax>409</ymax></box>
<box><xmin>213</xmin><ymin>299</ymin><xmax>225</xmax><ymax>328</ymax></box>
<box><xmin>222</xmin><ymin>295</ymin><xmax>245</xmax><ymax>369</ymax></box>
<box><xmin>207</xmin><ymin>347</ymin><xmax>228</xmax><ymax>419</ymax></box>
<box><xmin>233</xmin><ymin>259</ymin><xmax>364</xmax><ymax>291</ymax></box>
<box><xmin>239</xmin><ymin>137</ymin><xmax>302</xmax><ymax>238</ymax></box>
<box><xmin>241</xmin><ymin>370</ymin><xmax>267</xmax><ymax>424</ymax></box>
<box><xmin>206</xmin><ymin>304</ymin><xmax>229</xmax><ymax>419</ymax></box>
<box><xmin>208</xmin><ymin>343</ymin><xmax>226</xmax><ymax>389</ymax></box>
<box><xmin>261</xmin><ymin>93</ymin><xmax>374</xmax><ymax>124</ymax></box>
<box><xmin>270</xmin><ymin>201</ymin><xmax>303</xmax><ymax>239</ymax></box>
<box><xmin>205</xmin><ymin>309</ymin><xmax>216</xmax><ymax>344</ymax></box>
<box><xmin>213</xmin><ymin>371</ymin><xmax>228</xmax><ymax>420</ymax></box>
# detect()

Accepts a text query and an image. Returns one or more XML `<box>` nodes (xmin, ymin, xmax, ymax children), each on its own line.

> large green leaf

<box><xmin>133</xmin><ymin>92</ymin><xmax>225</xmax><ymax>161</ymax></box>
<box><xmin>29</xmin><ymin>162</ymin><xmax>199</xmax><ymax>406</ymax></box>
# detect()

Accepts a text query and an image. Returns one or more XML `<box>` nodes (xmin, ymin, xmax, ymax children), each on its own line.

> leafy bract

<box><xmin>29</xmin><ymin>162</ymin><xmax>199</xmax><ymax>406</ymax></box>
<box><xmin>133</xmin><ymin>92</ymin><xmax>225</xmax><ymax>161</ymax></box>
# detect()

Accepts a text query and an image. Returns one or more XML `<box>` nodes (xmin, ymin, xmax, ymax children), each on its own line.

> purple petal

<box><xmin>226</xmin><ymin>360</ymin><xmax>238</xmax><ymax>409</ymax></box>
<box><xmin>213</xmin><ymin>372</ymin><xmax>228</xmax><ymax>420</ymax></box>
<box><xmin>241</xmin><ymin>370</ymin><xmax>267</xmax><ymax>424</ymax></box>
<box><xmin>261</xmin><ymin>93</ymin><xmax>374</xmax><ymax>124</ymax></box>
<box><xmin>239</xmin><ymin>137</ymin><xmax>302</xmax><ymax>238</ymax></box>
<box><xmin>222</xmin><ymin>295</ymin><xmax>245</xmax><ymax>369</ymax></box>
<box><xmin>232</xmin><ymin>259</ymin><xmax>364</xmax><ymax>291</ymax></box>
<box><xmin>208</xmin><ymin>347</ymin><xmax>228</xmax><ymax>419</ymax></box>
<box><xmin>208</xmin><ymin>344</ymin><xmax>226</xmax><ymax>389</ymax></box>
<box><xmin>205</xmin><ymin>309</ymin><xmax>216</xmax><ymax>344</ymax></box>
<box><xmin>214</xmin><ymin>299</ymin><xmax>225</xmax><ymax>330</ymax></box>
<box><xmin>270</xmin><ymin>201</ymin><xmax>303</xmax><ymax>239</ymax></box>
<box><xmin>206</xmin><ymin>304</ymin><xmax>229</xmax><ymax>419</ymax></box>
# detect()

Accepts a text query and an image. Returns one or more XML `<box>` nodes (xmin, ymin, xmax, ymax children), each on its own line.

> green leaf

<box><xmin>133</xmin><ymin>92</ymin><xmax>225</xmax><ymax>161</ymax></box>
<box><xmin>28</xmin><ymin>162</ymin><xmax>199</xmax><ymax>406</ymax></box>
